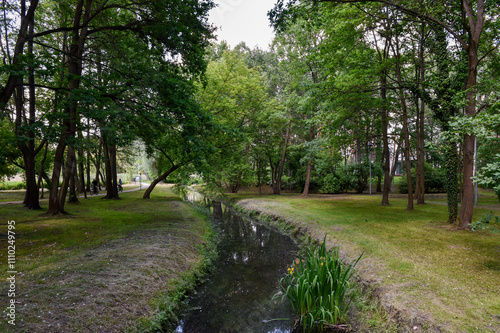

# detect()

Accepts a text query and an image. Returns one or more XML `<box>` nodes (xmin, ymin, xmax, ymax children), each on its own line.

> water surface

<box><xmin>176</xmin><ymin>190</ymin><xmax>297</xmax><ymax>333</ymax></box>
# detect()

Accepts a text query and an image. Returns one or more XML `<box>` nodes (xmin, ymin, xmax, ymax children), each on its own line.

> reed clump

<box><xmin>276</xmin><ymin>238</ymin><xmax>361</xmax><ymax>332</ymax></box>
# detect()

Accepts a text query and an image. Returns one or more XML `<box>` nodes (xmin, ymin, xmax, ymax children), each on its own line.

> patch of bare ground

<box><xmin>12</xmin><ymin>225</ymin><xmax>204</xmax><ymax>332</ymax></box>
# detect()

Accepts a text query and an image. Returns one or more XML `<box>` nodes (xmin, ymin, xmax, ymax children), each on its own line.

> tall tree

<box><xmin>0</xmin><ymin>0</ymin><xmax>215</xmax><ymax>213</ymax></box>
<box><xmin>271</xmin><ymin>0</ymin><xmax>499</xmax><ymax>227</ymax></box>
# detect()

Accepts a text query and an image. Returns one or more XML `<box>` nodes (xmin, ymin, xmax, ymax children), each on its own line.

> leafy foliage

<box><xmin>276</xmin><ymin>238</ymin><xmax>361</xmax><ymax>332</ymax></box>
<box><xmin>474</xmin><ymin>154</ymin><xmax>500</xmax><ymax>202</ymax></box>
<box><xmin>470</xmin><ymin>212</ymin><xmax>500</xmax><ymax>233</ymax></box>
<box><xmin>399</xmin><ymin>163</ymin><xmax>447</xmax><ymax>194</ymax></box>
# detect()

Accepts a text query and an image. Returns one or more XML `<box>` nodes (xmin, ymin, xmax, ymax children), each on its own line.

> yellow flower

<box><xmin>287</xmin><ymin>267</ymin><xmax>295</xmax><ymax>274</ymax></box>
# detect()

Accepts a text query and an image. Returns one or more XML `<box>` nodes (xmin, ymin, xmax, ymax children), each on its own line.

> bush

<box><xmin>275</xmin><ymin>238</ymin><xmax>361</xmax><ymax>332</ymax></box>
<box><xmin>0</xmin><ymin>181</ymin><xmax>26</xmax><ymax>190</ymax></box>
<box><xmin>399</xmin><ymin>163</ymin><xmax>447</xmax><ymax>194</ymax></box>
<box><xmin>281</xmin><ymin>175</ymin><xmax>298</xmax><ymax>191</ymax></box>
<box><xmin>470</xmin><ymin>212</ymin><xmax>500</xmax><ymax>233</ymax></box>
<box><xmin>348</xmin><ymin>162</ymin><xmax>370</xmax><ymax>194</ymax></box>
<box><xmin>474</xmin><ymin>155</ymin><xmax>500</xmax><ymax>203</ymax></box>
<box><xmin>319</xmin><ymin>173</ymin><xmax>343</xmax><ymax>194</ymax></box>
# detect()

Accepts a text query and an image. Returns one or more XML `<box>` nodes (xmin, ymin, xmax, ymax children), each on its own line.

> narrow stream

<box><xmin>175</xmin><ymin>190</ymin><xmax>298</xmax><ymax>333</ymax></box>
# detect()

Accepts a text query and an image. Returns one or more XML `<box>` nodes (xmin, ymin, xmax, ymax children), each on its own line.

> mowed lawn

<box><xmin>232</xmin><ymin>191</ymin><xmax>500</xmax><ymax>333</ymax></box>
<box><xmin>0</xmin><ymin>185</ymin><xmax>214</xmax><ymax>332</ymax></box>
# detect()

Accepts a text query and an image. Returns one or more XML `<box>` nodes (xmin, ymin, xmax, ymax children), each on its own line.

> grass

<box><xmin>231</xmin><ymin>189</ymin><xmax>500</xmax><ymax>333</ymax></box>
<box><xmin>0</xmin><ymin>184</ymin><xmax>140</xmax><ymax>203</ymax></box>
<box><xmin>0</xmin><ymin>184</ymin><xmax>215</xmax><ymax>332</ymax></box>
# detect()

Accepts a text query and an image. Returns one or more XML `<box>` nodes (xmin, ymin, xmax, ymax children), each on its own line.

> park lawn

<box><xmin>232</xmin><ymin>191</ymin><xmax>500</xmax><ymax>333</ymax></box>
<box><xmin>0</xmin><ymin>190</ymin><xmax>26</xmax><ymax>203</ymax></box>
<box><xmin>0</xmin><ymin>184</ymin><xmax>215</xmax><ymax>332</ymax></box>
<box><xmin>0</xmin><ymin>183</ymin><xmax>141</xmax><ymax>203</ymax></box>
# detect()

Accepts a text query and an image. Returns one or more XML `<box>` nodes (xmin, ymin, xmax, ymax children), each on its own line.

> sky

<box><xmin>208</xmin><ymin>0</ymin><xmax>277</xmax><ymax>50</ymax></box>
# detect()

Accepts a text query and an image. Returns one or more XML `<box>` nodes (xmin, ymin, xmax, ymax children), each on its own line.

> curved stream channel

<box><xmin>175</xmin><ymin>190</ymin><xmax>298</xmax><ymax>332</ymax></box>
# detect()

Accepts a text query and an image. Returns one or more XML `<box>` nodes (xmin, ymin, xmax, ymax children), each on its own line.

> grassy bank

<box><xmin>0</xmin><ymin>184</ymin><xmax>215</xmax><ymax>332</ymax></box>
<box><xmin>230</xmin><ymin>190</ymin><xmax>500</xmax><ymax>333</ymax></box>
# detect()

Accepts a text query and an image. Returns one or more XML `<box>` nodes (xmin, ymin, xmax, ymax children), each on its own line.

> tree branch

<box><xmin>316</xmin><ymin>0</ymin><xmax>468</xmax><ymax>49</ymax></box>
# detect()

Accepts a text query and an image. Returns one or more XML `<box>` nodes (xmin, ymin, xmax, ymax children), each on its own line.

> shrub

<box><xmin>470</xmin><ymin>212</ymin><xmax>500</xmax><ymax>233</ymax></box>
<box><xmin>275</xmin><ymin>238</ymin><xmax>361</xmax><ymax>332</ymax></box>
<box><xmin>348</xmin><ymin>162</ymin><xmax>369</xmax><ymax>194</ymax></box>
<box><xmin>474</xmin><ymin>155</ymin><xmax>500</xmax><ymax>203</ymax></box>
<box><xmin>399</xmin><ymin>163</ymin><xmax>447</xmax><ymax>194</ymax></box>
<box><xmin>0</xmin><ymin>181</ymin><xmax>26</xmax><ymax>190</ymax></box>
<box><xmin>319</xmin><ymin>173</ymin><xmax>343</xmax><ymax>194</ymax></box>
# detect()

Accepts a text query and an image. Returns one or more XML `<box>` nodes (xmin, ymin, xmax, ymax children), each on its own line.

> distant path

<box><xmin>0</xmin><ymin>186</ymin><xmax>143</xmax><ymax>205</ymax></box>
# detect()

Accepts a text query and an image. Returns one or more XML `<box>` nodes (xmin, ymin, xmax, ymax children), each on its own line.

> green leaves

<box><xmin>277</xmin><ymin>237</ymin><xmax>361</xmax><ymax>332</ymax></box>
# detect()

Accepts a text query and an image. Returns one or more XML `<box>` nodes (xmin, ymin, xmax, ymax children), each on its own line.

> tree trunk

<box><xmin>0</xmin><ymin>0</ymin><xmax>39</xmax><ymax>110</ymax></box>
<box><xmin>272</xmin><ymin>126</ymin><xmax>290</xmax><ymax>195</ymax></box>
<box><xmin>15</xmin><ymin>83</ymin><xmax>41</xmax><ymax>210</ymax></box>
<box><xmin>95</xmin><ymin>139</ymin><xmax>102</xmax><ymax>189</ymax></box>
<box><xmin>78</xmin><ymin>146</ymin><xmax>87</xmax><ymax>198</ymax></box>
<box><xmin>303</xmin><ymin>157</ymin><xmax>312</xmax><ymax>196</ymax></box>
<box><xmin>47</xmin><ymin>0</ymin><xmax>90</xmax><ymax>214</ymax></box>
<box><xmin>86</xmin><ymin>126</ymin><xmax>91</xmax><ymax>192</ymax></box>
<box><xmin>58</xmin><ymin>146</ymin><xmax>76</xmax><ymax>211</ymax></box>
<box><xmin>48</xmin><ymin>142</ymin><xmax>66</xmax><ymax>214</ymax></box>
<box><xmin>444</xmin><ymin>141</ymin><xmax>459</xmax><ymax>223</ymax></box>
<box><xmin>37</xmin><ymin>142</ymin><xmax>48</xmax><ymax>199</ymax></box>
<box><xmin>416</xmin><ymin>21</ymin><xmax>426</xmax><ymax>205</ymax></box>
<box><xmin>389</xmin><ymin>141</ymin><xmax>400</xmax><ymax>192</ymax></box>
<box><xmin>394</xmin><ymin>32</ymin><xmax>413</xmax><ymax>211</ymax></box>
<box><xmin>380</xmin><ymin>72</ymin><xmax>390</xmax><ymax>206</ymax></box>
<box><xmin>102</xmin><ymin>139</ymin><xmax>119</xmax><ymax>199</ymax></box>
<box><xmin>12</xmin><ymin>10</ymin><xmax>41</xmax><ymax>210</ymax></box>
<box><xmin>68</xmin><ymin>150</ymin><xmax>79</xmax><ymax>204</ymax></box>
<box><xmin>458</xmin><ymin>16</ymin><xmax>482</xmax><ymax>228</ymax></box>
<box><xmin>143</xmin><ymin>164</ymin><xmax>179</xmax><ymax>199</ymax></box>
<box><xmin>302</xmin><ymin>126</ymin><xmax>315</xmax><ymax>196</ymax></box>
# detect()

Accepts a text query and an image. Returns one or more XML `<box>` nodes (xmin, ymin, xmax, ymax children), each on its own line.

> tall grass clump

<box><xmin>276</xmin><ymin>238</ymin><xmax>361</xmax><ymax>332</ymax></box>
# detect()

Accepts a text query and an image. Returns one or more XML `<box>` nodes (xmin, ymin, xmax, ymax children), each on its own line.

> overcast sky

<box><xmin>208</xmin><ymin>0</ymin><xmax>276</xmax><ymax>50</ymax></box>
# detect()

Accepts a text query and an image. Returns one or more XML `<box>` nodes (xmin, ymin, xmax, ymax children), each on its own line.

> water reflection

<box><xmin>176</xmin><ymin>189</ymin><xmax>297</xmax><ymax>333</ymax></box>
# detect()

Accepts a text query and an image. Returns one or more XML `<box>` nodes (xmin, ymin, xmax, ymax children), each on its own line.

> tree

<box><xmin>1</xmin><ymin>0</ymin><xmax>215</xmax><ymax>213</ymax></box>
<box><xmin>271</xmin><ymin>0</ymin><xmax>499</xmax><ymax>228</ymax></box>
<box><xmin>198</xmin><ymin>48</ymin><xmax>268</xmax><ymax>193</ymax></box>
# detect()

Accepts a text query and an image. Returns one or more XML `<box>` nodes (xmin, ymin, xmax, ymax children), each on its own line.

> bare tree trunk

<box><xmin>143</xmin><ymin>164</ymin><xmax>179</xmax><ymax>199</ymax></box>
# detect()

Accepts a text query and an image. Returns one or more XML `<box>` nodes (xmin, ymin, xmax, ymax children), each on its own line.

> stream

<box><xmin>175</xmin><ymin>190</ymin><xmax>298</xmax><ymax>333</ymax></box>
